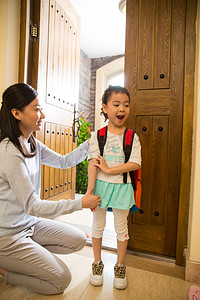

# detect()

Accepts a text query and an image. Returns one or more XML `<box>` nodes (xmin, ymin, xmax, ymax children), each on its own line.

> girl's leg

<box><xmin>117</xmin><ymin>240</ymin><xmax>128</xmax><ymax>264</ymax></box>
<box><xmin>113</xmin><ymin>209</ymin><xmax>129</xmax><ymax>289</ymax></box>
<box><xmin>92</xmin><ymin>237</ymin><xmax>102</xmax><ymax>261</ymax></box>
<box><xmin>113</xmin><ymin>208</ymin><xmax>129</xmax><ymax>264</ymax></box>
<box><xmin>92</xmin><ymin>207</ymin><xmax>107</xmax><ymax>262</ymax></box>
<box><xmin>90</xmin><ymin>207</ymin><xmax>106</xmax><ymax>286</ymax></box>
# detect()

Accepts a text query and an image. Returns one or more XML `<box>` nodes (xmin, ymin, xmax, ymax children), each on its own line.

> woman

<box><xmin>0</xmin><ymin>83</ymin><xmax>101</xmax><ymax>295</ymax></box>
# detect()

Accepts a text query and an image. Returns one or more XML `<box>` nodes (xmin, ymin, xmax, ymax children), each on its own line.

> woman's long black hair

<box><xmin>0</xmin><ymin>83</ymin><xmax>38</xmax><ymax>158</ymax></box>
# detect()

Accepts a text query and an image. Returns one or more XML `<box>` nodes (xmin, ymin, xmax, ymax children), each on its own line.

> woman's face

<box><xmin>13</xmin><ymin>97</ymin><xmax>45</xmax><ymax>138</ymax></box>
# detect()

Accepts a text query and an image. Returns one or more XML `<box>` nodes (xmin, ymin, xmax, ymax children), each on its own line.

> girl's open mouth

<box><xmin>117</xmin><ymin>115</ymin><xmax>124</xmax><ymax>120</ymax></box>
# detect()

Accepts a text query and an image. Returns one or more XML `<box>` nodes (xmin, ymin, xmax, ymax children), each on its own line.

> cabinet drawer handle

<box><xmin>142</xmin><ymin>127</ymin><xmax>147</xmax><ymax>131</ymax></box>
<box><xmin>144</xmin><ymin>75</ymin><xmax>148</xmax><ymax>80</ymax></box>
<box><xmin>139</xmin><ymin>209</ymin><xmax>144</xmax><ymax>214</ymax></box>
<box><xmin>158</xmin><ymin>127</ymin><xmax>163</xmax><ymax>131</ymax></box>
<box><xmin>154</xmin><ymin>211</ymin><xmax>159</xmax><ymax>216</ymax></box>
<box><xmin>160</xmin><ymin>74</ymin><xmax>165</xmax><ymax>79</ymax></box>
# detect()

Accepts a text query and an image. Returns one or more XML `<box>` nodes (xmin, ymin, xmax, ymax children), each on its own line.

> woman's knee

<box><xmin>54</xmin><ymin>266</ymin><xmax>72</xmax><ymax>293</ymax></box>
<box><xmin>74</xmin><ymin>231</ymin><xmax>86</xmax><ymax>251</ymax></box>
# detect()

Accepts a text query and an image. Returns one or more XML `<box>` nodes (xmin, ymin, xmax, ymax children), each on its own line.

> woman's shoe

<box><xmin>113</xmin><ymin>263</ymin><xmax>127</xmax><ymax>289</ymax></box>
<box><xmin>90</xmin><ymin>261</ymin><xmax>104</xmax><ymax>286</ymax></box>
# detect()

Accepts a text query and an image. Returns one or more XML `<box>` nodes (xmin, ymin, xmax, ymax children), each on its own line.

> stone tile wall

<box><xmin>78</xmin><ymin>50</ymin><xmax>92</xmax><ymax>122</ymax></box>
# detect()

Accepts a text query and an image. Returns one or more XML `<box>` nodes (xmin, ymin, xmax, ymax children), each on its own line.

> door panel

<box><xmin>154</xmin><ymin>0</ymin><xmax>171</xmax><ymax>89</ymax></box>
<box><xmin>138</xmin><ymin>0</ymin><xmax>156</xmax><ymax>89</ymax></box>
<box><xmin>32</xmin><ymin>0</ymin><xmax>80</xmax><ymax>200</ymax></box>
<box><xmin>125</xmin><ymin>0</ymin><xmax>186</xmax><ymax>257</ymax></box>
<box><xmin>42</xmin><ymin>122</ymin><xmax>74</xmax><ymax>200</ymax></box>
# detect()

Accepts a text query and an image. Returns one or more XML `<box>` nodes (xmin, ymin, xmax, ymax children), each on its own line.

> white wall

<box><xmin>95</xmin><ymin>57</ymin><xmax>124</xmax><ymax>130</ymax></box>
<box><xmin>187</xmin><ymin>0</ymin><xmax>200</xmax><ymax>263</ymax></box>
<box><xmin>0</xmin><ymin>0</ymin><xmax>20</xmax><ymax>101</ymax></box>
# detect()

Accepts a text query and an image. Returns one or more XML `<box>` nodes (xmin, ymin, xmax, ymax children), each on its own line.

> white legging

<box><xmin>0</xmin><ymin>218</ymin><xmax>86</xmax><ymax>295</ymax></box>
<box><xmin>92</xmin><ymin>207</ymin><xmax>129</xmax><ymax>241</ymax></box>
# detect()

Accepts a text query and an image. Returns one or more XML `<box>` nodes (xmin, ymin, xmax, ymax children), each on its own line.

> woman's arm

<box><xmin>94</xmin><ymin>155</ymin><xmax>140</xmax><ymax>175</ymax></box>
<box><xmin>3</xmin><ymin>151</ymin><xmax>100</xmax><ymax>218</ymax></box>
<box><xmin>39</xmin><ymin>139</ymin><xmax>89</xmax><ymax>169</ymax></box>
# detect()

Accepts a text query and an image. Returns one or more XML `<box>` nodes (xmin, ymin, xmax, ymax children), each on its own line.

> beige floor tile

<box><xmin>80</xmin><ymin>261</ymin><xmax>193</xmax><ymax>300</ymax></box>
<box><xmin>0</xmin><ymin>248</ymin><xmax>198</xmax><ymax>300</ymax></box>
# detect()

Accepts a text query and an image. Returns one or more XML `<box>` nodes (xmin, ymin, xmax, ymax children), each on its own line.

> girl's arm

<box><xmin>86</xmin><ymin>158</ymin><xmax>98</xmax><ymax>194</ymax></box>
<box><xmin>94</xmin><ymin>155</ymin><xmax>140</xmax><ymax>175</ymax></box>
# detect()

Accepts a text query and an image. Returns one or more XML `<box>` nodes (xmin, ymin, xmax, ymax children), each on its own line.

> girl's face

<box><xmin>102</xmin><ymin>92</ymin><xmax>130</xmax><ymax>129</ymax></box>
<box><xmin>12</xmin><ymin>97</ymin><xmax>45</xmax><ymax>138</ymax></box>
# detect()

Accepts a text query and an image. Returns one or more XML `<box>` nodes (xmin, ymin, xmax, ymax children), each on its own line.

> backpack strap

<box><xmin>97</xmin><ymin>126</ymin><xmax>108</xmax><ymax>156</ymax></box>
<box><xmin>123</xmin><ymin>128</ymin><xmax>135</xmax><ymax>185</ymax></box>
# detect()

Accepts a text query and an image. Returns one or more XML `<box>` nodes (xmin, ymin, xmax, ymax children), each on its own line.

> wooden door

<box><xmin>19</xmin><ymin>0</ymin><xmax>80</xmax><ymax>200</ymax></box>
<box><xmin>125</xmin><ymin>0</ymin><xmax>186</xmax><ymax>257</ymax></box>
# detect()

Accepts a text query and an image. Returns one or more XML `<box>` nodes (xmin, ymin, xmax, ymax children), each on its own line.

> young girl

<box><xmin>87</xmin><ymin>86</ymin><xmax>141</xmax><ymax>289</ymax></box>
<box><xmin>0</xmin><ymin>83</ymin><xmax>101</xmax><ymax>295</ymax></box>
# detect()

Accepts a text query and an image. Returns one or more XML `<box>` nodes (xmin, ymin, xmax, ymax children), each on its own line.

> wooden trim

<box><xmin>27</xmin><ymin>0</ymin><xmax>40</xmax><ymax>89</ymax></box>
<box><xmin>71</xmin><ymin>141</ymin><xmax>77</xmax><ymax>200</ymax></box>
<box><xmin>176</xmin><ymin>0</ymin><xmax>197</xmax><ymax>265</ymax></box>
<box><xmin>18</xmin><ymin>0</ymin><xmax>29</xmax><ymax>82</ymax></box>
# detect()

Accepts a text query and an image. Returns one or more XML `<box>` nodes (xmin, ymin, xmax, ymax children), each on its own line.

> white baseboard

<box><xmin>185</xmin><ymin>250</ymin><xmax>200</xmax><ymax>284</ymax></box>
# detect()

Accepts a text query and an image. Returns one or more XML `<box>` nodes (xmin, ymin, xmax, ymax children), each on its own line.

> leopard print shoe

<box><xmin>114</xmin><ymin>263</ymin><xmax>127</xmax><ymax>289</ymax></box>
<box><xmin>90</xmin><ymin>261</ymin><xmax>104</xmax><ymax>286</ymax></box>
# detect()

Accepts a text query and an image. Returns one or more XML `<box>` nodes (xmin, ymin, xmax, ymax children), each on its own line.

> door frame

<box><xmin>19</xmin><ymin>0</ymin><xmax>40</xmax><ymax>87</ymax></box>
<box><xmin>175</xmin><ymin>0</ymin><xmax>197</xmax><ymax>265</ymax></box>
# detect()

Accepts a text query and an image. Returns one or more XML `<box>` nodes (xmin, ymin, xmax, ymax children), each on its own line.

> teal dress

<box><xmin>94</xmin><ymin>179</ymin><xmax>135</xmax><ymax>210</ymax></box>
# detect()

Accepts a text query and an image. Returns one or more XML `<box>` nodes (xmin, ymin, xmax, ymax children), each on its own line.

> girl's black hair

<box><xmin>101</xmin><ymin>85</ymin><xmax>130</xmax><ymax>121</ymax></box>
<box><xmin>0</xmin><ymin>83</ymin><xmax>38</xmax><ymax>158</ymax></box>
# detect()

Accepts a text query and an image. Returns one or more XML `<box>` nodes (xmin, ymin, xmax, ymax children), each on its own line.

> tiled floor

<box><xmin>0</xmin><ymin>246</ymin><xmax>196</xmax><ymax>300</ymax></box>
<box><xmin>0</xmin><ymin>198</ymin><xmax>199</xmax><ymax>299</ymax></box>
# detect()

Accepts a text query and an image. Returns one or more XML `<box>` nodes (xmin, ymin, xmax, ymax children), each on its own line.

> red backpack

<box><xmin>97</xmin><ymin>126</ymin><xmax>141</xmax><ymax>212</ymax></box>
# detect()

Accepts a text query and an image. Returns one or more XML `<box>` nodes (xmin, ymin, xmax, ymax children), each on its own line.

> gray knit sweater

<box><xmin>0</xmin><ymin>137</ymin><xmax>89</xmax><ymax>237</ymax></box>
